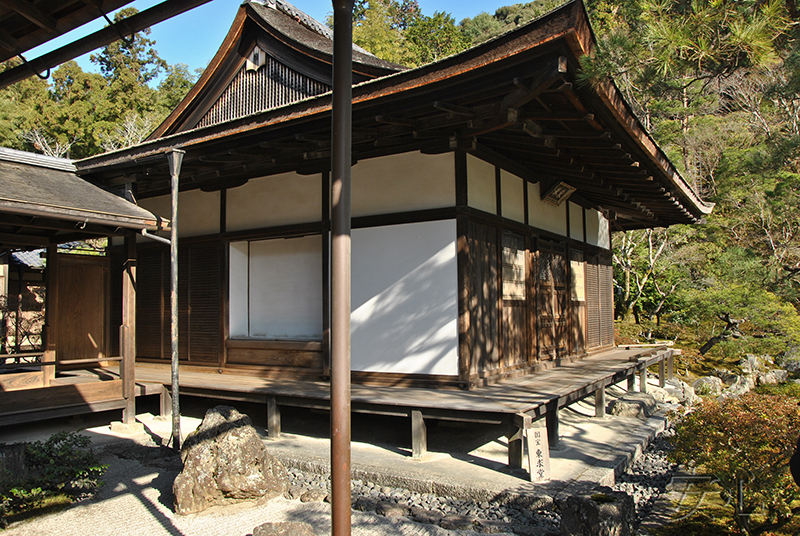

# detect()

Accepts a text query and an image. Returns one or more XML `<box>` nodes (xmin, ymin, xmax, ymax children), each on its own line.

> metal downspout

<box><xmin>331</xmin><ymin>1</ymin><xmax>353</xmax><ymax>534</ymax></box>
<box><xmin>167</xmin><ymin>149</ymin><xmax>185</xmax><ymax>451</ymax></box>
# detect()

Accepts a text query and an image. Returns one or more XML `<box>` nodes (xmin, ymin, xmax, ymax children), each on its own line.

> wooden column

<box><xmin>507</xmin><ymin>423</ymin><xmax>524</xmax><ymax>469</ymax></box>
<box><xmin>627</xmin><ymin>374</ymin><xmax>635</xmax><ymax>392</ymax></box>
<box><xmin>639</xmin><ymin>366</ymin><xmax>648</xmax><ymax>393</ymax></box>
<box><xmin>546</xmin><ymin>402</ymin><xmax>559</xmax><ymax>448</ymax></box>
<box><xmin>267</xmin><ymin>396</ymin><xmax>281</xmax><ymax>439</ymax></box>
<box><xmin>658</xmin><ymin>358</ymin><xmax>666</xmax><ymax>388</ymax></box>
<box><xmin>42</xmin><ymin>245</ymin><xmax>58</xmax><ymax>387</ymax></box>
<box><xmin>595</xmin><ymin>383</ymin><xmax>606</xmax><ymax>418</ymax></box>
<box><xmin>411</xmin><ymin>409</ymin><xmax>427</xmax><ymax>460</ymax></box>
<box><xmin>667</xmin><ymin>351</ymin><xmax>674</xmax><ymax>381</ymax></box>
<box><xmin>121</xmin><ymin>234</ymin><xmax>137</xmax><ymax>424</ymax></box>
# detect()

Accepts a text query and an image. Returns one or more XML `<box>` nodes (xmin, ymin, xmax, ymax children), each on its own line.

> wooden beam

<box><xmin>0</xmin><ymin>232</ymin><xmax>49</xmax><ymax>247</ymax></box>
<box><xmin>0</xmin><ymin>29</ymin><xmax>18</xmax><ymax>51</ymax></box>
<box><xmin>1</xmin><ymin>0</ymin><xmax>57</xmax><ymax>31</ymax></box>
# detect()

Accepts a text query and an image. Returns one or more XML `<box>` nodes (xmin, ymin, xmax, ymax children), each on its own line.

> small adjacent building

<box><xmin>76</xmin><ymin>0</ymin><xmax>712</xmax><ymax>390</ymax></box>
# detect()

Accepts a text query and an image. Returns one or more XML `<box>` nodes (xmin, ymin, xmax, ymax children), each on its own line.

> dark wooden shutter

<box><xmin>569</xmin><ymin>250</ymin><xmax>586</xmax><ymax>355</ymax></box>
<box><xmin>182</xmin><ymin>241</ymin><xmax>221</xmax><ymax>363</ymax></box>
<box><xmin>599</xmin><ymin>255</ymin><xmax>614</xmax><ymax>347</ymax></box>
<box><xmin>136</xmin><ymin>240</ymin><xmax>221</xmax><ymax>364</ymax></box>
<box><xmin>585</xmin><ymin>256</ymin><xmax>601</xmax><ymax>349</ymax></box>
<box><xmin>136</xmin><ymin>245</ymin><xmax>169</xmax><ymax>360</ymax></box>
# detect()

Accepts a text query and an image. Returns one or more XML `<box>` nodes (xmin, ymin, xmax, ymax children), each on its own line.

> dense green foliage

<box><xmin>1</xmin><ymin>431</ymin><xmax>107</xmax><ymax>525</ymax></box>
<box><xmin>671</xmin><ymin>393</ymin><xmax>800</xmax><ymax>534</ymax></box>
<box><xmin>590</xmin><ymin>0</ymin><xmax>800</xmax><ymax>361</ymax></box>
<box><xmin>343</xmin><ymin>0</ymin><xmax>564</xmax><ymax>67</ymax></box>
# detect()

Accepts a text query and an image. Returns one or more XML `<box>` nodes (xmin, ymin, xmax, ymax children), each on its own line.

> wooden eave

<box><xmin>77</xmin><ymin>0</ymin><xmax>712</xmax><ymax>231</ymax></box>
<box><xmin>149</xmin><ymin>1</ymin><xmax>405</xmax><ymax>139</ymax></box>
<box><xmin>0</xmin><ymin>0</ymin><xmax>133</xmax><ymax>64</ymax></box>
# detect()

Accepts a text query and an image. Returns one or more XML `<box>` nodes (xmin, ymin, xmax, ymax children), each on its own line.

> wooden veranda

<box><xmin>130</xmin><ymin>345</ymin><xmax>674</xmax><ymax>479</ymax></box>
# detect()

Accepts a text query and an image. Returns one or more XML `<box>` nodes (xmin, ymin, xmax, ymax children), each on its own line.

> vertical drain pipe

<box><xmin>331</xmin><ymin>1</ymin><xmax>353</xmax><ymax>534</ymax></box>
<box><xmin>167</xmin><ymin>148</ymin><xmax>185</xmax><ymax>451</ymax></box>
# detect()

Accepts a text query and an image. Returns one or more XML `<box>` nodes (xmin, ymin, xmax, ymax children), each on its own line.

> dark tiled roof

<box><xmin>0</xmin><ymin>148</ymin><xmax>167</xmax><ymax>251</ymax></box>
<box><xmin>248</xmin><ymin>0</ymin><xmax>405</xmax><ymax>71</ymax></box>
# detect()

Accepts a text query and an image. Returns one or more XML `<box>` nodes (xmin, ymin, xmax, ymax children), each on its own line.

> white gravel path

<box><xmin>2</xmin><ymin>453</ymin><xmax>513</xmax><ymax>536</ymax></box>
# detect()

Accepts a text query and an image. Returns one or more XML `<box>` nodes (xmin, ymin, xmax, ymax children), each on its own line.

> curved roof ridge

<box><xmin>250</xmin><ymin>0</ymin><xmax>375</xmax><ymax>56</ymax></box>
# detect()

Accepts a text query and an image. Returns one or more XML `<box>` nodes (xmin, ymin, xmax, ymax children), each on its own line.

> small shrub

<box><xmin>0</xmin><ymin>431</ymin><xmax>107</xmax><ymax>524</ymax></box>
<box><xmin>671</xmin><ymin>393</ymin><xmax>800</xmax><ymax>535</ymax></box>
<box><xmin>24</xmin><ymin>430</ymin><xmax>106</xmax><ymax>494</ymax></box>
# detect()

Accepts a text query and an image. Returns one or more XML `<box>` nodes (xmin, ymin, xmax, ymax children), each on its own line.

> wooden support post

<box><xmin>267</xmin><ymin>396</ymin><xmax>281</xmax><ymax>439</ymax></box>
<box><xmin>507</xmin><ymin>423</ymin><xmax>524</xmax><ymax>469</ymax></box>
<box><xmin>546</xmin><ymin>404</ymin><xmax>559</xmax><ymax>448</ymax></box>
<box><xmin>160</xmin><ymin>386</ymin><xmax>172</xmax><ymax>418</ymax></box>
<box><xmin>639</xmin><ymin>366</ymin><xmax>648</xmax><ymax>394</ymax></box>
<box><xmin>42</xmin><ymin>245</ymin><xmax>58</xmax><ymax>388</ymax></box>
<box><xmin>411</xmin><ymin>410</ymin><xmax>427</xmax><ymax>460</ymax></box>
<box><xmin>667</xmin><ymin>352</ymin><xmax>674</xmax><ymax>381</ymax></box>
<box><xmin>121</xmin><ymin>234</ymin><xmax>137</xmax><ymax>424</ymax></box>
<box><xmin>658</xmin><ymin>358</ymin><xmax>666</xmax><ymax>388</ymax></box>
<box><xmin>595</xmin><ymin>384</ymin><xmax>606</xmax><ymax>418</ymax></box>
<box><xmin>627</xmin><ymin>374</ymin><xmax>635</xmax><ymax>392</ymax></box>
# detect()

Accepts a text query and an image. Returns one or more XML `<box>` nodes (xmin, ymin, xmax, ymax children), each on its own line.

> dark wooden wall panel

<box><xmin>467</xmin><ymin>220</ymin><xmax>499</xmax><ymax>375</ymax></box>
<box><xmin>56</xmin><ymin>255</ymin><xmax>108</xmax><ymax>362</ymax></box>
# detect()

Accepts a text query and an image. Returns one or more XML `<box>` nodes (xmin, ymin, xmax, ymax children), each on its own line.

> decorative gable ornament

<box><xmin>542</xmin><ymin>181</ymin><xmax>577</xmax><ymax>206</ymax></box>
<box><xmin>246</xmin><ymin>46</ymin><xmax>267</xmax><ymax>72</ymax></box>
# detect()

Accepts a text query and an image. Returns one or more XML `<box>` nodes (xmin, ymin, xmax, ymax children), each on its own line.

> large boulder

<box><xmin>720</xmin><ymin>374</ymin><xmax>756</xmax><ymax>399</ymax></box>
<box><xmin>558</xmin><ymin>487</ymin><xmax>635</xmax><ymax>536</ymax></box>
<box><xmin>173</xmin><ymin>405</ymin><xmax>288</xmax><ymax>515</ymax></box>
<box><xmin>646</xmin><ymin>385</ymin><xmax>680</xmax><ymax>404</ymax></box>
<box><xmin>608</xmin><ymin>392</ymin><xmax>657</xmax><ymax>419</ymax></box>
<box><xmin>757</xmin><ymin>369</ymin><xmax>789</xmax><ymax>385</ymax></box>
<box><xmin>692</xmin><ymin>376</ymin><xmax>723</xmax><ymax>397</ymax></box>
<box><xmin>664</xmin><ymin>379</ymin><xmax>699</xmax><ymax>405</ymax></box>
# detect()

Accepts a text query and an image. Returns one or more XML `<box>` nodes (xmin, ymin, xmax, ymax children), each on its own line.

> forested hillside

<box><xmin>2</xmin><ymin>0</ymin><xmax>800</xmax><ymax>369</ymax></box>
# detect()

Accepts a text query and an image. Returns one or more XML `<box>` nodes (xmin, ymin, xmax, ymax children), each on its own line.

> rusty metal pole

<box><xmin>331</xmin><ymin>1</ymin><xmax>353</xmax><ymax>534</ymax></box>
<box><xmin>167</xmin><ymin>148</ymin><xmax>185</xmax><ymax>452</ymax></box>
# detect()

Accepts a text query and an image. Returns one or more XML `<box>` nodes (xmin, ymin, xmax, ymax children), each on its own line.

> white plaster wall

<box><xmin>139</xmin><ymin>189</ymin><xmax>220</xmax><ymax>237</ymax></box>
<box><xmin>229</xmin><ymin>235</ymin><xmax>322</xmax><ymax>339</ymax></box>
<box><xmin>527</xmin><ymin>182</ymin><xmax>567</xmax><ymax>236</ymax></box>
<box><xmin>569</xmin><ymin>202</ymin><xmax>584</xmax><ymax>241</ymax></box>
<box><xmin>585</xmin><ymin>209</ymin><xmax>611</xmax><ymax>249</ymax></box>
<box><xmin>501</xmin><ymin>170</ymin><xmax>525</xmax><ymax>223</ymax></box>
<box><xmin>226</xmin><ymin>172</ymin><xmax>321</xmax><ymax>231</ymax></box>
<box><xmin>467</xmin><ymin>154</ymin><xmax>496</xmax><ymax>214</ymax></box>
<box><xmin>229</xmin><ymin>242</ymin><xmax>249</xmax><ymax>337</ymax></box>
<box><xmin>351</xmin><ymin>220</ymin><xmax>459</xmax><ymax>376</ymax></box>
<box><xmin>352</xmin><ymin>152</ymin><xmax>455</xmax><ymax>217</ymax></box>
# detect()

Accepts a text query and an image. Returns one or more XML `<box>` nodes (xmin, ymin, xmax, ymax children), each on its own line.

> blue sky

<box><xmin>26</xmin><ymin>0</ymin><xmax>513</xmax><ymax>81</ymax></box>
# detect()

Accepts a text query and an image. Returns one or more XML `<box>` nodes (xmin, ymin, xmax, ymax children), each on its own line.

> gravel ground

<box><xmin>1</xmin><ymin>439</ymin><xmax>560</xmax><ymax>536</ymax></box>
<box><xmin>613</xmin><ymin>425</ymin><xmax>679</xmax><ymax>529</ymax></box>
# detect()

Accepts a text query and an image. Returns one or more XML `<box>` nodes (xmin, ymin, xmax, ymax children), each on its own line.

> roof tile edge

<box><xmin>0</xmin><ymin>147</ymin><xmax>75</xmax><ymax>172</ymax></box>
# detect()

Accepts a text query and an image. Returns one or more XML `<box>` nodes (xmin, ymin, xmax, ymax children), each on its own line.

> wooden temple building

<box><xmin>2</xmin><ymin>0</ymin><xmax>711</xmax><ymax>466</ymax></box>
